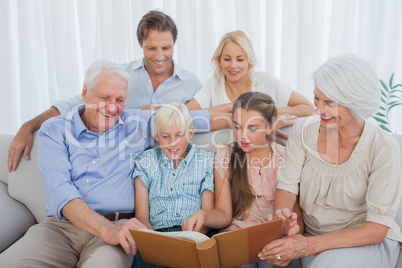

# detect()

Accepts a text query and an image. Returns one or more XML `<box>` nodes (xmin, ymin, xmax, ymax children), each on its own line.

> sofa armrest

<box><xmin>0</xmin><ymin>182</ymin><xmax>36</xmax><ymax>253</ymax></box>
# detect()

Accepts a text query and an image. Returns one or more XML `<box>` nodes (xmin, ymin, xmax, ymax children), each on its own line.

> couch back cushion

<box><xmin>393</xmin><ymin>135</ymin><xmax>402</xmax><ymax>227</ymax></box>
<box><xmin>0</xmin><ymin>135</ymin><xmax>14</xmax><ymax>185</ymax></box>
<box><xmin>8</xmin><ymin>133</ymin><xmax>47</xmax><ymax>223</ymax></box>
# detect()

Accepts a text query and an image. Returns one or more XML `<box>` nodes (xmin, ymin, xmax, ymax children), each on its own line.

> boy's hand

<box><xmin>182</xmin><ymin>211</ymin><xmax>206</xmax><ymax>232</ymax></box>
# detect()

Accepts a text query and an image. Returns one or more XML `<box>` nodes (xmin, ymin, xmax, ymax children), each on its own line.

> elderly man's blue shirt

<box><xmin>37</xmin><ymin>106</ymin><xmax>210</xmax><ymax>220</ymax></box>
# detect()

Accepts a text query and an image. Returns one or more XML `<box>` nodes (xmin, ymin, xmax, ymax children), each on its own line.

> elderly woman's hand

<box><xmin>258</xmin><ymin>234</ymin><xmax>310</xmax><ymax>266</ymax></box>
<box><xmin>268</xmin><ymin>208</ymin><xmax>299</xmax><ymax>237</ymax></box>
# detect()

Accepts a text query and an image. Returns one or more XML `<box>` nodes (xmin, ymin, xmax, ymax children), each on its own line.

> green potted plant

<box><xmin>372</xmin><ymin>72</ymin><xmax>402</xmax><ymax>134</ymax></box>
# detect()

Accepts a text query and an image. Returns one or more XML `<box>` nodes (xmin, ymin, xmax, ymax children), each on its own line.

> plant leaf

<box><xmin>380</xmin><ymin>79</ymin><xmax>389</xmax><ymax>92</ymax></box>
<box><xmin>381</xmin><ymin>97</ymin><xmax>386</xmax><ymax>103</ymax></box>
<box><xmin>389</xmin><ymin>103</ymin><xmax>402</xmax><ymax>110</ymax></box>
<box><xmin>379</xmin><ymin>124</ymin><xmax>391</xmax><ymax>133</ymax></box>
<box><xmin>388</xmin><ymin>100</ymin><xmax>400</xmax><ymax>106</ymax></box>
<box><xmin>381</xmin><ymin>90</ymin><xmax>387</xmax><ymax>98</ymax></box>
<box><xmin>376</xmin><ymin>112</ymin><xmax>386</xmax><ymax>117</ymax></box>
<box><xmin>391</xmin><ymin>84</ymin><xmax>402</xmax><ymax>89</ymax></box>
<box><xmin>389</xmin><ymin>72</ymin><xmax>395</xmax><ymax>88</ymax></box>
<box><xmin>389</xmin><ymin>95</ymin><xmax>401</xmax><ymax>100</ymax></box>
<box><xmin>380</xmin><ymin>106</ymin><xmax>386</xmax><ymax>111</ymax></box>
<box><xmin>372</xmin><ymin>115</ymin><xmax>388</xmax><ymax>125</ymax></box>
<box><xmin>390</xmin><ymin>89</ymin><xmax>402</xmax><ymax>94</ymax></box>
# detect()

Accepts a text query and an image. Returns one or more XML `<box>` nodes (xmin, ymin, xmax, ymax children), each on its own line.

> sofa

<box><xmin>1</xmin><ymin>129</ymin><xmax>402</xmax><ymax>267</ymax></box>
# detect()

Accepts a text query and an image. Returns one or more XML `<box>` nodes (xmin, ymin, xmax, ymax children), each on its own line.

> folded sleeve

<box><xmin>52</xmin><ymin>94</ymin><xmax>83</xmax><ymax>114</ymax></box>
<box><xmin>366</xmin><ymin>135</ymin><xmax>402</xmax><ymax>228</ymax></box>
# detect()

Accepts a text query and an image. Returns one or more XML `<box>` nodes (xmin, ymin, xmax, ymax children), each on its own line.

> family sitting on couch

<box><xmin>2</xmin><ymin>9</ymin><xmax>401</xmax><ymax>268</ymax></box>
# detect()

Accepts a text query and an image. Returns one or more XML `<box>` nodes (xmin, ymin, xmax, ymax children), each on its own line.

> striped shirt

<box><xmin>132</xmin><ymin>142</ymin><xmax>214</xmax><ymax>230</ymax></box>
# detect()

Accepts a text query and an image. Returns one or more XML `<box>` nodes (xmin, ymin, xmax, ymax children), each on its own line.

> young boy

<box><xmin>132</xmin><ymin>103</ymin><xmax>215</xmax><ymax>267</ymax></box>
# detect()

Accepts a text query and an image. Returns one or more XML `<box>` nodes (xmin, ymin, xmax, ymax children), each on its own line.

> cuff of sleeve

<box><xmin>366</xmin><ymin>212</ymin><xmax>395</xmax><ymax>229</ymax></box>
<box><xmin>277</xmin><ymin>182</ymin><xmax>299</xmax><ymax>196</ymax></box>
<box><xmin>190</xmin><ymin>110</ymin><xmax>211</xmax><ymax>133</ymax></box>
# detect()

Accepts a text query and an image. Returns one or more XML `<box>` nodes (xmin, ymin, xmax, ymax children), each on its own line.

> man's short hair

<box><xmin>137</xmin><ymin>10</ymin><xmax>178</xmax><ymax>45</ymax></box>
<box><xmin>84</xmin><ymin>60</ymin><xmax>131</xmax><ymax>94</ymax></box>
<box><xmin>153</xmin><ymin>103</ymin><xmax>195</xmax><ymax>136</ymax></box>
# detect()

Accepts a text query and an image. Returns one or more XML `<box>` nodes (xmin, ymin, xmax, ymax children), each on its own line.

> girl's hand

<box><xmin>182</xmin><ymin>211</ymin><xmax>206</xmax><ymax>232</ymax></box>
<box><xmin>268</xmin><ymin>208</ymin><xmax>299</xmax><ymax>237</ymax></box>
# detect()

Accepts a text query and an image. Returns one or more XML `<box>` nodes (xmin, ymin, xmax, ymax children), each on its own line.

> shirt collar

<box><xmin>71</xmin><ymin>104</ymin><xmax>126</xmax><ymax>137</ymax></box>
<box><xmin>135</xmin><ymin>58</ymin><xmax>184</xmax><ymax>81</ymax></box>
<box><xmin>160</xmin><ymin>140</ymin><xmax>196</xmax><ymax>168</ymax></box>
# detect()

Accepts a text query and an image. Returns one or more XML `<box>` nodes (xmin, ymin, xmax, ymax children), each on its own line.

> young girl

<box><xmin>183</xmin><ymin>92</ymin><xmax>302</xmax><ymax>268</ymax></box>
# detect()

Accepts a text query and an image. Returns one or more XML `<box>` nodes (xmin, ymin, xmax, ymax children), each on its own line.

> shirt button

<box><xmin>172</xmin><ymin>173</ymin><xmax>175</xmax><ymax>176</ymax></box>
<box><xmin>176</xmin><ymin>213</ymin><xmax>179</xmax><ymax>216</ymax></box>
<box><xmin>183</xmin><ymin>183</ymin><xmax>185</xmax><ymax>186</ymax></box>
<box><xmin>92</xmin><ymin>160</ymin><xmax>95</xmax><ymax>164</ymax></box>
<box><xmin>170</xmin><ymin>188</ymin><xmax>173</xmax><ymax>191</ymax></box>
<box><xmin>86</xmin><ymin>179</ymin><xmax>89</xmax><ymax>183</ymax></box>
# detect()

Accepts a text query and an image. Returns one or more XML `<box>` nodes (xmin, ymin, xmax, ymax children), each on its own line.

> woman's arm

<box><xmin>134</xmin><ymin>177</ymin><xmax>153</xmax><ymax>230</ymax></box>
<box><xmin>277</xmin><ymin>91</ymin><xmax>315</xmax><ymax>117</ymax></box>
<box><xmin>259</xmin><ymin>221</ymin><xmax>389</xmax><ymax>266</ymax></box>
<box><xmin>182</xmin><ymin>168</ymin><xmax>233</xmax><ymax>231</ymax></box>
<box><xmin>187</xmin><ymin>98</ymin><xmax>233</xmax><ymax>113</ymax></box>
<box><xmin>186</xmin><ymin>98</ymin><xmax>202</xmax><ymax>111</ymax></box>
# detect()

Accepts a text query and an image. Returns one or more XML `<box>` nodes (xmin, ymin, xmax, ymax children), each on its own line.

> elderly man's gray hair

<box><xmin>312</xmin><ymin>54</ymin><xmax>380</xmax><ymax>121</ymax></box>
<box><xmin>84</xmin><ymin>60</ymin><xmax>131</xmax><ymax>94</ymax></box>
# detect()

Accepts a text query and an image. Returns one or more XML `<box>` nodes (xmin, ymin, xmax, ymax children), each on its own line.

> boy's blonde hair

<box><xmin>153</xmin><ymin>103</ymin><xmax>195</xmax><ymax>136</ymax></box>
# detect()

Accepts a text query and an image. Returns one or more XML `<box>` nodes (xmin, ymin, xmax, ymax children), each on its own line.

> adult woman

<box><xmin>259</xmin><ymin>54</ymin><xmax>402</xmax><ymax>267</ymax></box>
<box><xmin>186</xmin><ymin>31</ymin><xmax>314</xmax><ymax>126</ymax></box>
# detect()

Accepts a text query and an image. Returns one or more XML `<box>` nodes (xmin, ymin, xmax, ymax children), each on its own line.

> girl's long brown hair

<box><xmin>230</xmin><ymin>92</ymin><xmax>277</xmax><ymax>219</ymax></box>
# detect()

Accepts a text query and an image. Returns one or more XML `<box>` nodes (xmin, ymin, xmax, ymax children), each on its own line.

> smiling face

<box><xmin>154</xmin><ymin>124</ymin><xmax>194</xmax><ymax>167</ymax></box>
<box><xmin>313</xmin><ymin>87</ymin><xmax>354</xmax><ymax>128</ymax></box>
<box><xmin>81</xmin><ymin>71</ymin><xmax>127</xmax><ymax>134</ymax></box>
<box><xmin>220</xmin><ymin>42</ymin><xmax>249</xmax><ymax>83</ymax></box>
<box><xmin>140</xmin><ymin>29</ymin><xmax>174</xmax><ymax>77</ymax></box>
<box><xmin>232</xmin><ymin>108</ymin><xmax>272</xmax><ymax>153</ymax></box>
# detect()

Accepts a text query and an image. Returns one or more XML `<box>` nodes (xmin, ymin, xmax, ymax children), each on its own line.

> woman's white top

<box><xmin>277</xmin><ymin>116</ymin><xmax>402</xmax><ymax>242</ymax></box>
<box><xmin>193</xmin><ymin>72</ymin><xmax>293</xmax><ymax>109</ymax></box>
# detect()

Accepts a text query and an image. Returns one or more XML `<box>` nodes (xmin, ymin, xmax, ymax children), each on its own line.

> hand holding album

<box><xmin>130</xmin><ymin>219</ymin><xmax>282</xmax><ymax>268</ymax></box>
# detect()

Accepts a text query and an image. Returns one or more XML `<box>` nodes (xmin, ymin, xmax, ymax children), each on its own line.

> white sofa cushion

<box><xmin>7</xmin><ymin>135</ymin><xmax>47</xmax><ymax>223</ymax></box>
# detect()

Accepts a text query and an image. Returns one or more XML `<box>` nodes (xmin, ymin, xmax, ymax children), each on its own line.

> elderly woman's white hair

<box><xmin>312</xmin><ymin>54</ymin><xmax>380</xmax><ymax>121</ymax></box>
<box><xmin>84</xmin><ymin>59</ymin><xmax>131</xmax><ymax>94</ymax></box>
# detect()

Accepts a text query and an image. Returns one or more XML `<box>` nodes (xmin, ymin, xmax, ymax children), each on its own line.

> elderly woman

<box><xmin>259</xmin><ymin>54</ymin><xmax>402</xmax><ymax>267</ymax></box>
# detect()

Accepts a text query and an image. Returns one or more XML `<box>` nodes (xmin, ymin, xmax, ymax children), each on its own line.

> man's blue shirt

<box><xmin>53</xmin><ymin>58</ymin><xmax>202</xmax><ymax>114</ymax></box>
<box><xmin>37</xmin><ymin>105</ymin><xmax>210</xmax><ymax>220</ymax></box>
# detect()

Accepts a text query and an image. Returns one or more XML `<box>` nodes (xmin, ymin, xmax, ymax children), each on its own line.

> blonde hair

<box><xmin>153</xmin><ymin>103</ymin><xmax>195</xmax><ymax>136</ymax></box>
<box><xmin>212</xmin><ymin>30</ymin><xmax>258</xmax><ymax>88</ymax></box>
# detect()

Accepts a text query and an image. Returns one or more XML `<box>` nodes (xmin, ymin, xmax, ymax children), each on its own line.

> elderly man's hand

<box><xmin>140</xmin><ymin>104</ymin><xmax>160</xmax><ymax>111</ymax></box>
<box><xmin>8</xmin><ymin>124</ymin><xmax>34</xmax><ymax>172</ymax></box>
<box><xmin>102</xmin><ymin>218</ymin><xmax>147</xmax><ymax>255</ymax></box>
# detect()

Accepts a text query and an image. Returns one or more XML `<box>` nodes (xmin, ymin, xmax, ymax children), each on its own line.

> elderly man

<box><xmin>8</xmin><ymin>10</ymin><xmax>202</xmax><ymax>172</ymax></box>
<box><xmin>0</xmin><ymin>60</ymin><xmax>214</xmax><ymax>268</ymax></box>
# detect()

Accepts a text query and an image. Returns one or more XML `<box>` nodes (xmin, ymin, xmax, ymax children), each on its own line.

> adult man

<box><xmin>8</xmin><ymin>10</ymin><xmax>202</xmax><ymax>172</ymax></box>
<box><xmin>0</xmin><ymin>60</ymin><xmax>213</xmax><ymax>267</ymax></box>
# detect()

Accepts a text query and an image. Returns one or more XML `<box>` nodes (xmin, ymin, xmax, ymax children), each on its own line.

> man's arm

<box><xmin>210</xmin><ymin>112</ymin><xmax>232</xmax><ymax>130</ymax></box>
<box><xmin>61</xmin><ymin>198</ymin><xmax>144</xmax><ymax>255</ymax></box>
<box><xmin>8</xmin><ymin>107</ymin><xmax>60</xmax><ymax>172</ymax></box>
